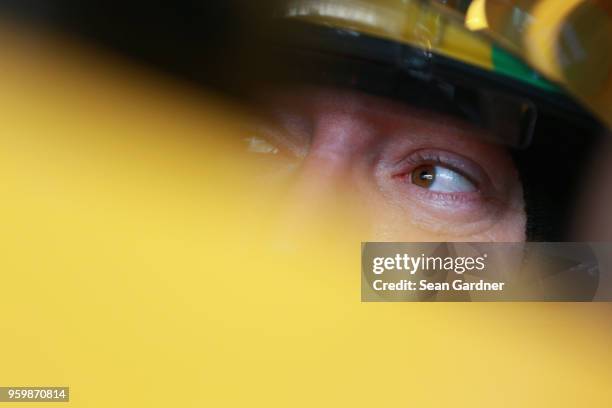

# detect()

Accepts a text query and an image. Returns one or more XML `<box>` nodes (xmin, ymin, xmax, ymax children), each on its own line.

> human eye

<box><xmin>410</xmin><ymin>164</ymin><xmax>477</xmax><ymax>193</ymax></box>
<box><xmin>240</xmin><ymin>122</ymin><xmax>295</xmax><ymax>161</ymax></box>
<box><xmin>372</xmin><ymin>146</ymin><xmax>524</xmax><ymax>238</ymax></box>
<box><xmin>240</xmin><ymin>124</ymin><xmax>301</xmax><ymax>182</ymax></box>
<box><xmin>244</xmin><ymin>135</ymin><xmax>280</xmax><ymax>155</ymax></box>
<box><xmin>240</xmin><ymin>109</ymin><xmax>310</xmax><ymax>160</ymax></box>
<box><xmin>392</xmin><ymin>149</ymin><xmax>488</xmax><ymax>200</ymax></box>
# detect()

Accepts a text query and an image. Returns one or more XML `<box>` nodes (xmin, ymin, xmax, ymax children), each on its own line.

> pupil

<box><xmin>420</xmin><ymin>170</ymin><xmax>433</xmax><ymax>181</ymax></box>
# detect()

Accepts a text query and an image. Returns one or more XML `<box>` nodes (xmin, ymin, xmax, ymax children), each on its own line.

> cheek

<box><xmin>362</xmin><ymin>185</ymin><xmax>527</xmax><ymax>242</ymax></box>
<box><xmin>470</xmin><ymin>207</ymin><xmax>527</xmax><ymax>242</ymax></box>
<box><xmin>368</xmin><ymin>208</ymin><xmax>527</xmax><ymax>242</ymax></box>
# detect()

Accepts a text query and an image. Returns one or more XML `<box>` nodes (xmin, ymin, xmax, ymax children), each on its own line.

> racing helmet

<box><xmin>5</xmin><ymin>0</ymin><xmax>607</xmax><ymax>240</ymax></box>
<box><xmin>234</xmin><ymin>0</ymin><xmax>611</xmax><ymax>241</ymax></box>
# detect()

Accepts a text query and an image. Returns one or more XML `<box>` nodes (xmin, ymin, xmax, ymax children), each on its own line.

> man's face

<box><xmin>245</xmin><ymin>86</ymin><xmax>526</xmax><ymax>242</ymax></box>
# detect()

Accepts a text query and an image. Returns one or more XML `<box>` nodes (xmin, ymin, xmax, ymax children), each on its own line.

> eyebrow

<box><xmin>254</xmin><ymin>85</ymin><xmax>503</xmax><ymax>154</ymax></box>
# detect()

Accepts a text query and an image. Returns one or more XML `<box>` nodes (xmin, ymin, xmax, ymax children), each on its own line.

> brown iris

<box><xmin>411</xmin><ymin>164</ymin><xmax>436</xmax><ymax>188</ymax></box>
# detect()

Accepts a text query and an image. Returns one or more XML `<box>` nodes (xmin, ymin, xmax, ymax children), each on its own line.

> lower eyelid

<box><xmin>389</xmin><ymin>180</ymin><xmax>506</xmax><ymax>235</ymax></box>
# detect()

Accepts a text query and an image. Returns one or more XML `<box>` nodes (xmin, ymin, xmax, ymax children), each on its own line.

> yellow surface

<box><xmin>1</xmin><ymin>22</ymin><xmax>612</xmax><ymax>408</ymax></box>
<box><xmin>460</xmin><ymin>0</ymin><xmax>612</xmax><ymax>129</ymax></box>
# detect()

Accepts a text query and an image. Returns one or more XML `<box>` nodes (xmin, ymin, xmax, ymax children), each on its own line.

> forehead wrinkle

<box><xmin>307</xmin><ymin>86</ymin><xmax>485</xmax><ymax>139</ymax></box>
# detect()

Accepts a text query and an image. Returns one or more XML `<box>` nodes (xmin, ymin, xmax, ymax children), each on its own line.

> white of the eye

<box><xmin>244</xmin><ymin>136</ymin><xmax>279</xmax><ymax>154</ymax></box>
<box><xmin>429</xmin><ymin>166</ymin><xmax>477</xmax><ymax>193</ymax></box>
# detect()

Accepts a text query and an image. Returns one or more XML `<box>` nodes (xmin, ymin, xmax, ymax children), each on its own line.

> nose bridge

<box><xmin>294</xmin><ymin>112</ymin><xmax>373</xmax><ymax>193</ymax></box>
<box><xmin>279</xmin><ymin>112</ymin><xmax>373</xmax><ymax>233</ymax></box>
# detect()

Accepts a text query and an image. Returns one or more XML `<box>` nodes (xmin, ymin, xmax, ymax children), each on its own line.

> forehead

<box><xmin>252</xmin><ymin>85</ymin><xmax>497</xmax><ymax>146</ymax></box>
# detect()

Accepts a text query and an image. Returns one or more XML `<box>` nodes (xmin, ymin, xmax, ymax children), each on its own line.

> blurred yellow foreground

<box><xmin>1</xmin><ymin>23</ymin><xmax>611</xmax><ymax>407</ymax></box>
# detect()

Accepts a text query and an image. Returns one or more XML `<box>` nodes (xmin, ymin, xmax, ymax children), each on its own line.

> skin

<box><xmin>245</xmin><ymin>86</ymin><xmax>526</xmax><ymax>242</ymax></box>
